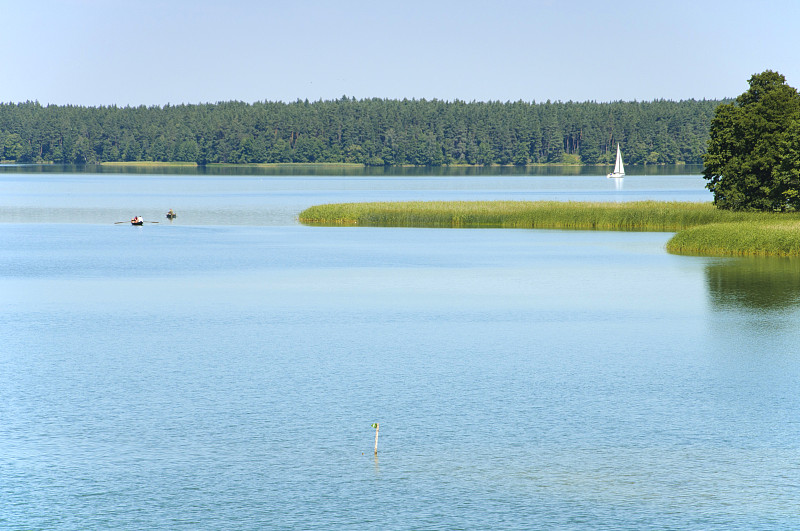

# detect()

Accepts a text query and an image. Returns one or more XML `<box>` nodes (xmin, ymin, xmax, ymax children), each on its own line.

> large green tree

<box><xmin>703</xmin><ymin>70</ymin><xmax>800</xmax><ymax>211</ymax></box>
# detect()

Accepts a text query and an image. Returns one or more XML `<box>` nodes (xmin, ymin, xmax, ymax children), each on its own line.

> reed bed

<box><xmin>100</xmin><ymin>161</ymin><xmax>198</xmax><ymax>167</ymax></box>
<box><xmin>300</xmin><ymin>200</ymin><xmax>800</xmax><ymax>257</ymax></box>
<box><xmin>299</xmin><ymin>201</ymin><xmax>771</xmax><ymax>231</ymax></box>
<box><xmin>666</xmin><ymin>220</ymin><xmax>800</xmax><ymax>257</ymax></box>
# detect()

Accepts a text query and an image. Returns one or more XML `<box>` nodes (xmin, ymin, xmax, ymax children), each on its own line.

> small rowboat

<box><xmin>115</xmin><ymin>216</ymin><xmax>155</xmax><ymax>225</ymax></box>
<box><xmin>166</xmin><ymin>210</ymin><xmax>177</xmax><ymax>219</ymax></box>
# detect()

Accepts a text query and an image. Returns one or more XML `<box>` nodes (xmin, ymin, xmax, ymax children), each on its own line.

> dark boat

<box><xmin>131</xmin><ymin>216</ymin><xmax>144</xmax><ymax>225</ymax></box>
<box><xmin>166</xmin><ymin>210</ymin><xmax>177</xmax><ymax>219</ymax></box>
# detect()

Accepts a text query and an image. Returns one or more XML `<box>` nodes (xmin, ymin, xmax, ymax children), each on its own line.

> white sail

<box><xmin>607</xmin><ymin>143</ymin><xmax>625</xmax><ymax>178</ymax></box>
<box><xmin>614</xmin><ymin>144</ymin><xmax>624</xmax><ymax>174</ymax></box>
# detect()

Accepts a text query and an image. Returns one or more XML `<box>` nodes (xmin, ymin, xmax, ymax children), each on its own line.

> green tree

<box><xmin>703</xmin><ymin>71</ymin><xmax>800</xmax><ymax>211</ymax></box>
<box><xmin>293</xmin><ymin>135</ymin><xmax>323</xmax><ymax>162</ymax></box>
<box><xmin>174</xmin><ymin>139</ymin><xmax>199</xmax><ymax>162</ymax></box>
<box><xmin>344</xmin><ymin>144</ymin><xmax>365</xmax><ymax>164</ymax></box>
<box><xmin>512</xmin><ymin>141</ymin><xmax>529</xmax><ymax>165</ymax></box>
<box><xmin>774</xmin><ymin>120</ymin><xmax>800</xmax><ymax>206</ymax></box>
<box><xmin>4</xmin><ymin>133</ymin><xmax>27</xmax><ymax>161</ymax></box>
<box><xmin>71</xmin><ymin>136</ymin><xmax>94</xmax><ymax>164</ymax></box>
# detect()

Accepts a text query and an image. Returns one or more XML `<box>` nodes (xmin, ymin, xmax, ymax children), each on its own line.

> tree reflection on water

<box><xmin>705</xmin><ymin>257</ymin><xmax>800</xmax><ymax>311</ymax></box>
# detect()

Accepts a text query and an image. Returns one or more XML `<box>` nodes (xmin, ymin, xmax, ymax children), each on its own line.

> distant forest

<box><xmin>0</xmin><ymin>98</ymin><xmax>724</xmax><ymax>166</ymax></box>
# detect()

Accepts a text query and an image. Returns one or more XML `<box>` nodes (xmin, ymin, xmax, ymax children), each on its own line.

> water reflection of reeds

<box><xmin>705</xmin><ymin>258</ymin><xmax>800</xmax><ymax>310</ymax></box>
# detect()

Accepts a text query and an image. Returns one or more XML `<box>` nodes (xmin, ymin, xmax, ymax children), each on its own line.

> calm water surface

<box><xmin>1</xmin><ymin>167</ymin><xmax>799</xmax><ymax>529</ymax></box>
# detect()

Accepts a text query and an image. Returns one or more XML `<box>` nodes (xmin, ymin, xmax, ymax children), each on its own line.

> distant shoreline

<box><xmin>1</xmin><ymin>160</ymin><xmax>689</xmax><ymax>168</ymax></box>
<box><xmin>1</xmin><ymin>99</ymin><xmax>719</xmax><ymax>166</ymax></box>
<box><xmin>92</xmin><ymin>161</ymin><xmax>679</xmax><ymax>168</ymax></box>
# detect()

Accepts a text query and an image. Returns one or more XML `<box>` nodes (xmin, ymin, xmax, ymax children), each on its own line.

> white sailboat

<box><xmin>606</xmin><ymin>143</ymin><xmax>625</xmax><ymax>178</ymax></box>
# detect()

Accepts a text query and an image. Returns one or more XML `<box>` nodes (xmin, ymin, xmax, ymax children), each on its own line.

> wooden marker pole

<box><xmin>371</xmin><ymin>423</ymin><xmax>379</xmax><ymax>455</ymax></box>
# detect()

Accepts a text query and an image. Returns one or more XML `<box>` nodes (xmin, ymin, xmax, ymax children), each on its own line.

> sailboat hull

<box><xmin>606</xmin><ymin>172</ymin><xmax>624</xmax><ymax>179</ymax></box>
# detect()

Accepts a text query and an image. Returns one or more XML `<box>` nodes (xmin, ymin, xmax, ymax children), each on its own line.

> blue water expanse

<box><xmin>2</xmin><ymin>169</ymin><xmax>799</xmax><ymax>529</ymax></box>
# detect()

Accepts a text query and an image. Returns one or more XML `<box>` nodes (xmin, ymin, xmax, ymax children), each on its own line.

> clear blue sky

<box><xmin>4</xmin><ymin>0</ymin><xmax>799</xmax><ymax>106</ymax></box>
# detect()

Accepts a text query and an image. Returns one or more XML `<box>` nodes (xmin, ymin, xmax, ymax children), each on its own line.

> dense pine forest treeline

<box><xmin>0</xmin><ymin>98</ymin><xmax>723</xmax><ymax>166</ymax></box>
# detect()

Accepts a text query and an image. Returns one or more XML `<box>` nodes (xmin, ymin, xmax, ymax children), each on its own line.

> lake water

<box><xmin>2</xmin><ymin>166</ymin><xmax>799</xmax><ymax>529</ymax></box>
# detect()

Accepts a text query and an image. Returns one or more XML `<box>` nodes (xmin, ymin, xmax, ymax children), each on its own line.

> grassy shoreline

<box><xmin>299</xmin><ymin>201</ymin><xmax>766</xmax><ymax>231</ymax></box>
<box><xmin>298</xmin><ymin>200</ymin><xmax>800</xmax><ymax>257</ymax></box>
<box><xmin>206</xmin><ymin>162</ymin><xmax>366</xmax><ymax>168</ymax></box>
<box><xmin>100</xmin><ymin>161</ymin><xmax>198</xmax><ymax>167</ymax></box>
<box><xmin>666</xmin><ymin>220</ymin><xmax>800</xmax><ymax>257</ymax></box>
